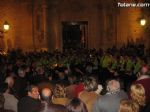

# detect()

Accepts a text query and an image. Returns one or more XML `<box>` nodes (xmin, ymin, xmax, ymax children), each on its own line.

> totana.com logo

<box><xmin>117</xmin><ymin>2</ymin><xmax>150</xmax><ymax>7</ymax></box>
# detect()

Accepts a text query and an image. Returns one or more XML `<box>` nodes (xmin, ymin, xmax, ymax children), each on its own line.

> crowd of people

<box><xmin>0</xmin><ymin>43</ymin><xmax>150</xmax><ymax>112</ymax></box>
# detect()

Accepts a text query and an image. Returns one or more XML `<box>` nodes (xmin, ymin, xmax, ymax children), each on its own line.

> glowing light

<box><xmin>140</xmin><ymin>19</ymin><xmax>146</xmax><ymax>26</ymax></box>
<box><xmin>3</xmin><ymin>21</ymin><xmax>9</xmax><ymax>31</ymax></box>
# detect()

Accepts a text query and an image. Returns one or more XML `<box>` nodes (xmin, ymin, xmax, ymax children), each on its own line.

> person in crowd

<box><xmin>119</xmin><ymin>99</ymin><xmax>139</xmax><ymax>112</ymax></box>
<box><xmin>0</xmin><ymin>83</ymin><xmax>18</xmax><ymax>112</ymax></box>
<box><xmin>52</xmin><ymin>83</ymin><xmax>70</xmax><ymax>106</ymax></box>
<box><xmin>0</xmin><ymin>93</ymin><xmax>14</xmax><ymax>112</ymax></box>
<box><xmin>130</xmin><ymin>84</ymin><xmax>150</xmax><ymax>112</ymax></box>
<box><xmin>133</xmin><ymin>65</ymin><xmax>150</xmax><ymax>102</ymax></box>
<box><xmin>66</xmin><ymin>75</ymin><xmax>78</xmax><ymax>99</ymax></box>
<box><xmin>5</xmin><ymin>76</ymin><xmax>15</xmax><ymax>91</ymax></box>
<box><xmin>133</xmin><ymin>57</ymin><xmax>143</xmax><ymax>75</ymax></box>
<box><xmin>13</xmin><ymin>66</ymin><xmax>28</xmax><ymax>99</ymax></box>
<box><xmin>4</xmin><ymin>76</ymin><xmax>18</xmax><ymax>98</ymax></box>
<box><xmin>74</xmin><ymin>76</ymin><xmax>84</xmax><ymax>97</ymax></box>
<box><xmin>38</xmin><ymin>88</ymin><xmax>68</xmax><ymax>112</ymax></box>
<box><xmin>79</xmin><ymin>76</ymin><xmax>100</xmax><ymax>112</ymax></box>
<box><xmin>32</xmin><ymin>66</ymin><xmax>47</xmax><ymax>84</ymax></box>
<box><xmin>93</xmin><ymin>79</ymin><xmax>128</xmax><ymax>112</ymax></box>
<box><xmin>18</xmin><ymin>85</ymin><xmax>41</xmax><ymax>112</ymax></box>
<box><xmin>67</xmin><ymin>97</ymin><xmax>88</xmax><ymax>112</ymax></box>
<box><xmin>56</xmin><ymin>70</ymin><xmax>69</xmax><ymax>85</ymax></box>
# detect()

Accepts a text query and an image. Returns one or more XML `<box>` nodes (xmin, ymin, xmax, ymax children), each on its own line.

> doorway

<box><xmin>62</xmin><ymin>21</ymin><xmax>88</xmax><ymax>50</ymax></box>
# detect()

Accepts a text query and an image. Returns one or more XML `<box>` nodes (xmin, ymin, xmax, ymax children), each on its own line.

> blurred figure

<box><xmin>38</xmin><ymin>87</ymin><xmax>68</xmax><ymax>112</ymax></box>
<box><xmin>0</xmin><ymin>83</ymin><xmax>18</xmax><ymax>112</ymax></box>
<box><xmin>18</xmin><ymin>85</ymin><xmax>41</xmax><ymax>112</ymax></box>
<box><xmin>52</xmin><ymin>84</ymin><xmax>70</xmax><ymax>106</ymax></box>
<box><xmin>66</xmin><ymin>75</ymin><xmax>78</xmax><ymax>99</ymax></box>
<box><xmin>0</xmin><ymin>93</ymin><xmax>14</xmax><ymax>112</ymax></box>
<box><xmin>5</xmin><ymin>76</ymin><xmax>18</xmax><ymax>98</ymax></box>
<box><xmin>5</xmin><ymin>76</ymin><xmax>14</xmax><ymax>90</ymax></box>
<box><xmin>130</xmin><ymin>84</ymin><xmax>150</xmax><ymax>112</ymax></box>
<box><xmin>79</xmin><ymin>76</ymin><xmax>100</xmax><ymax>112</ymax></box>
<box><xmin>93</xmin><ymin>79</ymin><xmax>128</xmax><ymax>112</ymax></box>
<box><xmin>13</xmin><ymin>66</ymin><xmax>28</xmax><ymax>99</ymax></box>
<box><xmin>130</xmin><ymin>84</ymin><xmax>146</xmax><ymax>107</ymax></box>
<box><xmin>133</xmin><ymin>65</ymin><xmax>150</xmax><ymax>102</ymax></box>
<box><xmin>119</xmin><ymin>99</ymin><xmax>139</xmax><ymax>112</ymax></box>
<box><xmin>67</xmin><ymin>97</ymin><xmax>88</xmax><ymax>112</ymax></box>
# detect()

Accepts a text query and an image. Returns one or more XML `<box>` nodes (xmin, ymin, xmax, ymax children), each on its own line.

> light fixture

<box><xmin>140</xmin><ymin>18</ymin><xmax>146</xmax><ymax>26</ymax></box>
<box><xmin>3</xmin><ymin>21</ymin><xmax>10</xmax><ymax>31</ymax></box>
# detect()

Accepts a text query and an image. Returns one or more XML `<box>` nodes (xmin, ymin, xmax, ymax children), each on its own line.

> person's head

<box><xmin>36</xmin><ymin>66</ymin><xmax>45</xmax><ymax>75</ymax></box>
<box><xmin>18</xmin><ymin>66</ymin><xmax>26</xmax><ymax>78</ymax></box>
<box><xmin>130</xmin><ymin>84</ymin><xmax>146</xmax><ymax>106</ymax></box>
<box><xmin>27</xmin><ymin>85</ymin><xmax>39</xmax><ymax>100</ymax></box>
<box><xmin>84</xmin><ymin>76</ymin><xmax>98</xmax><ymax>92</ymax></box>
<box><xmin>138</xmin><ymin>65</ymin><xmax>149</xmax><ymax>76</ymax></box>
<box><xmin>67</xmin><ymin>97</ymin><xmax>87</xmax><ymax>112</ymax></box>
<box><xmin>58</xmin><ymin>72</ymin><xmax>65</xmax><ymax>80</ymax></box>
<box><xmin>68</xmin><ymin>75</ymin><xmax>77</xmax><ymax>84</ymax></box>
<box><xmin>106</xmin><ymin>79</ymin><xmax>120</xmax><ymax>93</ymax></box>
<box><xmin>53</xmin><ymin>84</ymin><xmax>66</xmax><ymax>98</ymax></box>
<box><xmin>5</xmin><ymin>76</ymin><xmax>14</xmax><ymax>88</ymax></box>
<box><xmin>40</xmin><ymin>88</ymin><xmax>52</xmax><ymax>103</ymax></box>
<box><xmin>119</xmin><ymin>99</ymin><xmax>139</xmax><ymax>112</ymax></box>
<box><xmin>0</xmin><ymin>93</ymin><xmax>5</xmax><ymax>109</ymax></box>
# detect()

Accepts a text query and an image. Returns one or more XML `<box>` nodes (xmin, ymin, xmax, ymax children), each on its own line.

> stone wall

<box><xmin>0</xmin><ymin>0</ymin><xmax>147</xmax><ymax>52</ymax></box>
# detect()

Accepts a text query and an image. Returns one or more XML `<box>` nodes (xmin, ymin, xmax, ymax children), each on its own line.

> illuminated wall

<box><xmin>117</xmin><ymin>0</ymin><xmax>148</xmax><ymax>48</ymax></box>
<box><xmin>0</xmin><ymin>0</ymin><xmax>148</xmax><ymax>52</ymax></box>
<box><xmin>0</xmin><ymin>0</ymin><xmax>34</xmax><ymax>51</ymax></box>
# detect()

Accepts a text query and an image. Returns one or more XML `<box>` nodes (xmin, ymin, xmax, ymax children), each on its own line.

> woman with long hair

<box><xmin>130</xmin><ymin>84</ymin><xmax>148</xmax><ymax>111</ymax></box>
<box><xmin>119</xmin><ymin>99</ymin><xmax>139</xmax><ymax>112</ymax></box>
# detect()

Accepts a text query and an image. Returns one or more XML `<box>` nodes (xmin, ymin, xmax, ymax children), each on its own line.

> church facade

<box><xmin>0</xmin><ymin>0</ymin><xmax>149</xmax><ymax>52</ymax></box>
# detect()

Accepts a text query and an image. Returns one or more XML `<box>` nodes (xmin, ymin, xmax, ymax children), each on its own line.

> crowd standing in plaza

<box><xmin>0</xmin><ymin>43</ymin><xmax>150</xmax><ymax>112</ymax></box>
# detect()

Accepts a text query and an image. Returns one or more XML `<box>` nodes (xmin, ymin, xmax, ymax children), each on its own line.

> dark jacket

<box><xmin>18</xmin><ymin>96</ymin><xmax>41</xmax><ymax>112</ymax></box>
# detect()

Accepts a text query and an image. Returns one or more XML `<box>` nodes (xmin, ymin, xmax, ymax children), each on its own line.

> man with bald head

<box><xmin>40</xmin><ymin>88</ymin><xmax>51</xmax><ymax>103</ymax></box>
<box><xmin>39</xmin><ymin>88</ymin><xmax>68</xmax><ymax>112</ymax></box>
<box><xmin>93</xmin><ymin>79</ymin><xmax>128</xmax><ymax>112</ymax></box>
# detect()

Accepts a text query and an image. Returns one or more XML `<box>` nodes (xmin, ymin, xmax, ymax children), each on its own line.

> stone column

<box><xmin>47</xmin><ymin>1</ymin><xmax>61</xmax><ymax>52</ymax></box>
<box><xmin>41</xmin><ymin>0</ymin><xmax>48</xmax><ymax>50</ymax></box>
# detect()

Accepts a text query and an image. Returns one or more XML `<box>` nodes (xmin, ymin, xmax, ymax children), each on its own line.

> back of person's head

<box><xmin>39</xmin><ymin>88</ymin><xmax>68</xmax><ymax>112</ymax></box>
<box><xmin>53</xmin><ymin>84</ymin><xmax>66</xmax><ymax>98</ymax></box>
<box><xmin>84</xmin><ymin>76</ymin><xmax>98</xmax><ymax>92</ymax></box>
<box><xmin>40</xmin><ymin>88</ymin><xmax>52</xmax><ymax>103</ymax></box>
<box><xmin>106</xmin><ymin>79</ymin><xmax>120</xmax><ymax>93</ymax></box>
<box><xmin>67</xmin><ymin>97</ymin><xmax>87</xmax><ymax>112</ymax></box>
<box><xmin>119</xmin><ymin>99</ymin><xmax>139</xmax><ymax>112</ymax></box>
<box><xmin>38</xmin><ymin>102</ymin><xmax>67</xmax><ymax>112</ymax></box>
<box><xmin>130</xmin><ymin>84</ymin><xmax>146</xmax><ymax>106</ymax></box>
<box><xmin>0</xmin><ymin>93</ymin><xmax>5</xmax><ymax>109</ymax></box>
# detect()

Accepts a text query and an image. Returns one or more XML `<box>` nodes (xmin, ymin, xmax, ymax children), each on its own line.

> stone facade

<box><xmin>0</xmin><ymin>0</ymin><xmax>148</xmax><ymax>52</ymax></box>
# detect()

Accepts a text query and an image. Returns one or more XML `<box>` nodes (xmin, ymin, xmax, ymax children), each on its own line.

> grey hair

<box><xmin>106</xmin><ymin>79</ymin><xmax>120</xmax><ymax>92</ymax></box>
